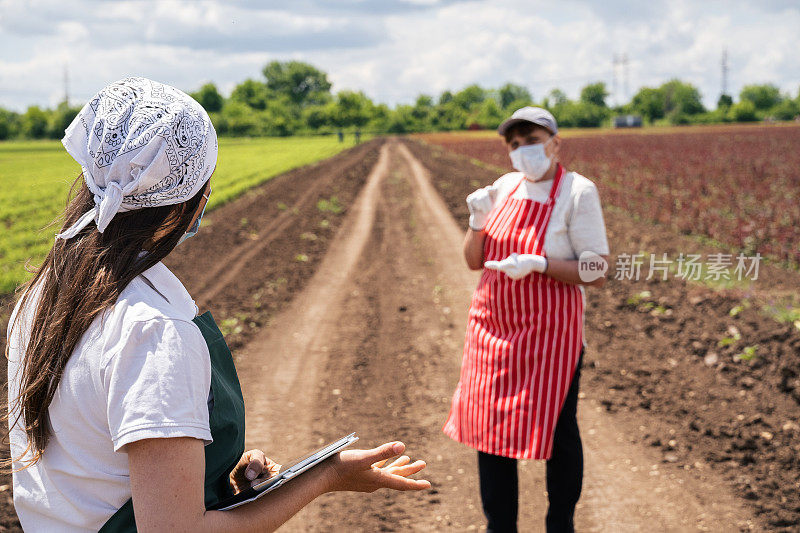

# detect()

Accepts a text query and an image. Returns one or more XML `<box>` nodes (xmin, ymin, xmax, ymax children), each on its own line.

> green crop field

<box><xmin>0</xmin><ymin>135</ymin><xmax>362</xmax><ymax>295</ymax></box>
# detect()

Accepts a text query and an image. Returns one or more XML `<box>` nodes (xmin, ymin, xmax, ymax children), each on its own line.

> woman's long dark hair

<box><xmin>3</xmin><ymin>174</ymin><xmax>206</xmax><ymax>469</ymax></box>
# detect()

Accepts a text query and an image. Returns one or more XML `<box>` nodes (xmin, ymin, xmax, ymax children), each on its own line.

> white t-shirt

<box><xmin>490</xmin><ymin>169</ymin><xmax>610</xmax><ymax>345</ymax></box>
<box><xmin>490</xmin><ymin>169</ymin><xmax>610</xmax><ymax>260</ymax></box>
<box><xmin>7</xmin><ymin>261</ymin><xmax>212</xmax><ymax>532</ymax></box>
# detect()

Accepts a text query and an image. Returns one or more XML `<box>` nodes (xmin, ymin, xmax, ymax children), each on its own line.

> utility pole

<box><xmin>63</xmin><ymin>64</ymin><xmax>70</xmax><ymax>106</ymax></box>
<box><xmin>622</xmin><ymin>53</ymin><xmax>629</xmax><ymax>103</ymax></box>
<box><xmin>612</xmin><ymin>53</ymin><xmax>620</xmax><ymax>107</ymax></box>
<box><xmin>721</xmin><ymin>48</ymin><xmax>729</xmax><ymax>96</ymax></box>
<box><xmin>612</xmin><ymin>53</ymin><xmax>629</xmax><ymax>106</ymax></box>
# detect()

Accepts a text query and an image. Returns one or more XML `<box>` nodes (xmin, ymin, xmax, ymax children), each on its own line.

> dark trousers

<box><xmin>478</xmin><ymin>347</ymin><xmax>584</xmax><ymax>533</ymax></box>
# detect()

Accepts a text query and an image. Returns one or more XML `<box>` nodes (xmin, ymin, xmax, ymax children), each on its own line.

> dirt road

<box><xmin>233</xmin><ymin>140</ymin><xmax>753</xmax><ymax>532</ymax></box>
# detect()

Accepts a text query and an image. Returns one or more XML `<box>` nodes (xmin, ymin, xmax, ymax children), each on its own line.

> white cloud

<box><xmin>0</xmin><ymin>0</ymin><xmax>798</xmax><ymax>111</ymax></box>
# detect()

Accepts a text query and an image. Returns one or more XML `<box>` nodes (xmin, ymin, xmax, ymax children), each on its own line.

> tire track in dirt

<box><xmin>302</xmin><ymin>142</ymin><xmax>486</xmax><ymax>531</ymax></box>
<box><xmin>231</xmin><ymin>142</ymin><xmax>390</xmax><ymax>528</ymax></box>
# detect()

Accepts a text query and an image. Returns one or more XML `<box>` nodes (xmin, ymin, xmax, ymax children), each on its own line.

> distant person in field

<box><xmin>5</xmin><ymin>77</ymin><xmax>429</xmax><ymax>532</ymax></box>
<box><xmin>443</xmin><ymin>107</ymin><xmax>610</xmax><ymax>532</ymax></box>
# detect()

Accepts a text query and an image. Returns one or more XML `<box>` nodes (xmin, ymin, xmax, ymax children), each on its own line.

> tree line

<box><xmin>2</xmin><ymin>60</ymin><xmax>799</xmax><ymax>140</ymax></box>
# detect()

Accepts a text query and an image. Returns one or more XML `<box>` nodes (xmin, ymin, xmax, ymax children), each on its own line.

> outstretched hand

<box><xmin>324</xmin><ymin>441</ymin><xmax>431</xmax><ymax>493</ymax></box>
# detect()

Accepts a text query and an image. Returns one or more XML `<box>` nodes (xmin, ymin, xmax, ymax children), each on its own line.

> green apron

<box><xmin>100</xmin><ymin>311</ymin><xmax>246</xmax><ymax>532</ymax></box>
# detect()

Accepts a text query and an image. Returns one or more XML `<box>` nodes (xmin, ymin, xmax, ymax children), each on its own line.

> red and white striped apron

<box><xmin>443</xmin><ymin>164</ymin><xmax>584</xmax><ymax>460</ymax></box>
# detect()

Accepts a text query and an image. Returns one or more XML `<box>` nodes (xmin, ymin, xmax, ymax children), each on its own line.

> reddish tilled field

<box><xmin>417</xmin><ymin>125</ymin><xmax>800</xmax><ymax>266</ymax></box>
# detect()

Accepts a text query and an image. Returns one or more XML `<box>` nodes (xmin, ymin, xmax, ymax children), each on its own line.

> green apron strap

<box><xmin>100</xmin><ymin>311</ymin><xmax>246</xmax><ymax>532</ymax></box>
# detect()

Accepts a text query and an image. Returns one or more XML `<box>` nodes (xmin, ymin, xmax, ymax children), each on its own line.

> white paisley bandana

<box><xmin>57</xmin><ymin>77</ymin><xmax>218</xmax><ymax>240</ymax></box>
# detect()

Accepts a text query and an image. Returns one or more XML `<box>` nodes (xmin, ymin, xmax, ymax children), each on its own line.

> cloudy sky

<box><xmin>1</xmin><ymin>0</ymin><xmax>798</xmax><ymax>111</ymax></box>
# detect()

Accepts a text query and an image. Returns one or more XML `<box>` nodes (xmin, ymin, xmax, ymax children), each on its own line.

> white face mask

<box><xmin>509</xmin><ymin>136</ymin><xmax>554</xmax><ymax>181</ymax></box>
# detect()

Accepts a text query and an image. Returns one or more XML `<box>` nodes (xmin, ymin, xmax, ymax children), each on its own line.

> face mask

<box><xmin>178</xmin><ymin>189</ymin><xmax>210</xmax><ymax>245</ymax></box>
<box><xmin>509</xmin><ymin>136</ymin><xmax>554</xmax><ymax>181</ymax></box>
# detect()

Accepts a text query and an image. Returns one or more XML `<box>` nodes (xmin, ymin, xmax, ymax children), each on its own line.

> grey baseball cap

<box><xmin>497</xmin><ymin>106</ymin><xmax>558</xmax><ymax>136</ymax></box>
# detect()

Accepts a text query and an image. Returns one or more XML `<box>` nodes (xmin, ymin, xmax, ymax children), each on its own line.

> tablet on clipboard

<box><xmin>208</xmin><ymin>433</ymin><xmax>358</xmax><ymax>511</ymax></box>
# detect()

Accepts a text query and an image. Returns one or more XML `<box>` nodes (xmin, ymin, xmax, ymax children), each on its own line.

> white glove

<box><xmin>484</xmin><ymin>253</ymin><xmax>547</xmax><ymax>280</ymax></box>
<box><xmin>466</xmin><ymin>186</ymin><xmax>498</xmax><ymax>231</ymax></box>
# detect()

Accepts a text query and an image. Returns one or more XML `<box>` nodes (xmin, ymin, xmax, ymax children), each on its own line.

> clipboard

<box><xmin>208</xmin><ymin>432</ymin><xmax>359</xmax><ymax>511</ymax></box>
